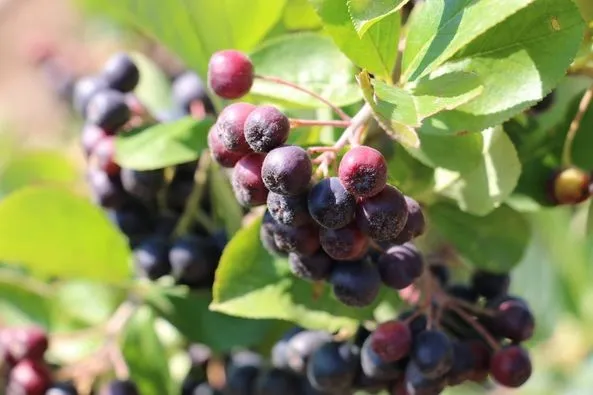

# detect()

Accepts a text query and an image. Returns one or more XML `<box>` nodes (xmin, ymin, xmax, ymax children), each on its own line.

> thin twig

<box><xmin>289</xmin><ymin>118</ymin><xmax>351</xmax><ymax>128</ymax></box>
<box><xmin>562</xmin><ymin>85</ymin><xmax>593</xmax><ymax>167</ymax></box>
<box><xmin>448</xmin><ymin>305</ymin><xmax>500</xmax><ymax>351</ymax></box>
<box><xmin>173</xmin><ymin>153</ymin><xmax>212</xmax><ymax>237</ymax></box>
<box><xmin>255</xmin><ymin>74</ymin><xmax>351</xmax><ymax>121</ymax></box>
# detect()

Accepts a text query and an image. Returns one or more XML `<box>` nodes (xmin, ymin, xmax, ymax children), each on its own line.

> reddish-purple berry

<box><xmin>208</xmin><ymin>50</ymin><xmax>254</xmax><ymax>99</ymax></box>
<box><xmin>232</xmin><ymin>153</ymin><xmax>268</xmax><ymax>207</ymax></box>
<box><xmin>338</xmin><ymin>146</ymin><xmax>387</xmax><ymax>198</ymax></box>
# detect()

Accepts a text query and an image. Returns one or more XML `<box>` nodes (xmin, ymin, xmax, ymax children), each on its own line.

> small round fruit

<box><xmin>447</xmin><ymin>341</ymin><xmax>475</xmax><ymax>386</ymax></box>
<box><xmin>338</xmin><ymin>145</ymin><xmax>387</xmax><ymax>198</ymax></box>
<box><xmin>225</xmin><ymin>351</ymin><xmax>262</xmax><ymax>395</ymax></box>
<box><xmin>99</xmin><ymin>379</ymin><xmax>140</xmax><ymax>395</ymax></box>
<box><xmin>86</xmin><ymin>89</ymin><xmax>131</xmax><ymax>133</ymax></box>
<box><xmin>172</xmin><ymin>71</ymin><xmax>215</xmax><ymax>115</ymax></box>
<box><xmin>471</xmin><ymin>270</ymin><xmax>509</xmax><ymax>299</ymax></box>
<box><xmin>285</xmin><ymin>330</ymin><xmax>333</xmax><ymax>374</ymax></box>
<box><xmin>232</xmin><ymin>153</ymin><xmax>268</xmax><ymax>207</ymax></box>
<box><xmin>489</xmin><ymin>297</ymin><xmax>535</xmax><ymax>342</ymax></box>
<box><xmin>356</xmin><ymin>185</ymin><xmax>408</xmax><ymax>241</ymax></box>
<box><xmin>216</xmin><ymin>102</ymin><xmax>256</xmax><ymax>154</ymax></box>
<box><xmin>319</xmin><ymin>222</ymin><xmax>369</xmax><ymax>261</ymax></box>
<box><xmin>87</xmin><ymin>169</ymin><xmax>128</xmax><ymax>209</ymax></box>
<box><xmin>549</xmin><ymin>167</ymin><xmax>591</xmax><ymax>205</ymax></box>
<box><xmin>255</xmin><ymin>368</ymin><xmax>301</xmax><ymax>395</ymax></box>
<box><xmin>308</xmin><ymin>177</ymin><xmax>356</xmax><ymax>229</ymax></box>
<box><xmin>306</xmin><ymin>341</ymin><xmax>359</xmax><ymax>393</ymax></box>
<box><xmin>490</xmin><ymin>346</ymin><xmax>532</xmax><ymax>388</ymax></box>
<box><xmin>208</xmin><ymin>50</ymin><xmax>254</xmax><ymax>99</ymax></box>
<box><xmin>404</xmin><ymin>361</ymin><xmax>446</xmax><ymax>395</ymax></box>
<box><xmin>121</xmin><ymin>168</ymin><xmax>165</xmax><ymax>202</ymax></box>
<box><xmin>73</xmin><ymin>75</ymin><xmax>108</xmax><ymax>117</ymax></box>
<box><xmin>377</xmin><ymin>243</ymin><xmax>424</xmax><ymax>290</ymax></box>
<box><xmin>271</xmin><ymin>327</ymin><xmax>304</xmax><ymax>369</ymax></box>
<box><xmin>411</xmin><ymin>330</ymin><xmax>454</xmax><ymax>379</ymax></box>
<box><xmin>274</xmin><ymin>223</ymin><xmax>320</xmax><ymax>256</ymax></box>
<box><xmin>133</xmin><ymin>235</ymin><xmax>171</xmax><ymax>280</ymax></box>
<box><xmin>397</xmin><ymin>310</ymin><xmax>428</xmax><ymax>338</ymax></box>
<box><xmin>390</xmin><ymin>196</ymin><xmax>426</xmax><ymax>245</ymax></box>
<box><xmin>12</xmin><ymin>327</ymin><xmax>49</xmax><ymax>361</ymax></box>
<box><xmin>107</xmin><ymin>201</ymin><xmax>156</xmax><ymax>241</ymax></box>
<box><xmin>102</xmin><ymin>52</ymin><xmax>140</xmax><ymax>93</ymax></box>
<box><xmin>330</xmin><ymin>259</ymin><xmax>381</xmax><ymax>307</ymax></box>
<box><xmin>360</xmin><ymin>336</ymin><xmax>405</xmax><ymax>381</ymax></box>
<box><xmin>260</xmin><ymin>210</ymin><xmax>286</xmax><ymax>256</ymax></box>
<box><xmin>7</xmin><ymin>359</ymin><xmax>51</xmax><ymax>395</ymax></box>
<box><xmin>46</xmin><ymin>381</ymin><xmax>79</xmax><ymax>395</ymax></box>
<box><xmin>429</xmin><ymin>264</ymin><xmax>450</xmax><ymax>287</ymax></box>
<box><xmin>371</xmin><ymin>320</ymin><xmax>412</xmax><ymax>363</ymax></box>
<box><xmin>208</xmin><ymin>125</ymin><xmax>244</xmax><ymax>168</ymax></box>
<box><xmin>288</xmin><ymin>251</ymin><xmax>334</xmax><ymax>281</ymax></box>
<box><xmin>169</xmin><ymin>235</ymin><xmax>221</xmax><ymax>287</ymax></box>
<box><xmin>267</xmin><ymin>191</ymin><xmax>311</xmax><ymax>227</ymax></box>
<box><xmin>262</xmin><ymin>145</ymin><xmax>312</xmax><ymax>196</ymax></box>
<box><xmin>446</xmin><ymin>284</ymin><xmax>479</xmax><ymax>303</ymax></box>
<box><xmin>244</xmin><ymin>105</ymin><xmax>290</xmax><ymax>153</ymax></box>
<box><xmin>94</xmin><ymin>135</ymin><xmax>120</xmax><ymax>176</ymax></box>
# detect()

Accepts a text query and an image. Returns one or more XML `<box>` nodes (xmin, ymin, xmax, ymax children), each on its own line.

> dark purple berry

<box><xmin>73</xmin><ymin>75</ymin><xmax>108</xmax><ymax>117</ymax></box>
<box><xmin>271</xmin><ymin>327</ymin><xmax>304</xmax><ymax>369</ymax></box>
<box><xmin>397</xmin><ymin>310</ymin><xmax>427</xmax><ymax>338</ymax></box>
<box><xmin>360</xmin><ymin>336</ymin><xmax>405</xmax><ymax>381</ymax></box>
<box><xmin>306</xmin><ymin>342</ymin><xmax>359</xmax><ymax>393</ymax></box>
<box><xmin>232</xmin><ymin>153</ymin><xmax>268</xmax><ymax>207</ymax></box>
<box><xmin>288</xmin><ymin>251</ymin><xmax>334</xmax><ymax>281</ymax></box>
<box><xmin>169</xmin><ymin>235</ymin><xmax>220</xmax><ymax>287</ymax></box>
<box><xmin>262</xmin><ymin>145</ymin><xmax>312</xmax><ymax>196</ymax></box>
<box><xmin>286</xmin><ymin>330</ymin><xmax>333</xmax><ymax>374</ymax></box>
<box><xmin>274</xmin><ymin>223</ymin><xmax>320</xmax><ymax>257</ymax></box>
<box><xmin>216</xmin><ymin>102</ymin><xmax>256</xmax><ymax>154</ymax></box>
<box><xmin>81</xmin><ymin>123</ymin><xmax>107</xmax><ymax>156</ymax></box>
<box><xmin>447</xmin><ymin>341</ymin><xmax>475</xmax><ymax>386</ymax></box>
<box><xmin>404</xmin><ymin>361</ymin><xmax>446</xmax><ymax>395</ymax></box>
<box><xmin>208</xmin><ymin>50</ymin><xmax>254</xmax><ymax>99</ymax></box>
<box><xmin>94</xmin><ymin>136</ymin><xmax>120</xmax><ymax>176</ymax></box>
<box><xmin>133</xmin><ymin>235</ymin><xmax>171</xmax><ymax>280</ymax></box>
<box><xmin>46</xmin><ymin>381</ymin><xmax>79</xmax><ymax>395</ymax></box>
<box><xmin>446</xmin><ymin>284</ymin><xmax>479</xmax><ymax>303</ymax></box>
<box><xmin>371</xmin><ymin>320</ymin><xmax>412</xmax><ymax>363</ymax></box>
<box><xmin>172</xmin><ymin>71</ymin><xmax>215</xmax><ymax>115</ymax></box>
<box><xmin>356</xmin><ymin>185</ymin><xmax>408</xmax><ymax>241</ymax></box>
<box><xmin>255</xmin><ymin>368</ymin><xmax>301</xmax><ymax>395</ymax></box>
<box><xmin>390</xmin><ymin>196</ymin><xmax>426</xmax><ymax>245</ymax></box>
<box><xmin>267</xmin><ymin>192</ymin><xmax>311</xmax><ymax>227</ymax></box>
<box><xmin>244</xmin><ymin>105</ymin><xmax>290</xmax><ymax>153</ymax></box>
<box><xmin>319</xmin><ymin>222</ymin><xmax>369</xmax><ymax>261</ymax></box>
<box><xmin>225</xmin><ymin>351</ymin><xmax>262</xmax><ymax>395</ymax></box>
<box><xmin>260</xmin><ymin>210</ymin><xmax>286</xmax><ymax>256</ymax></box>
<box><xmin>490</xmin><ymin>346</ymin><xmax>532</xmax><ymax>388</ymax></box>
<box><xmin>99</xmin><ymin>379</ymin><xmax>140</xmax><ymax>395</ymax></box>
<box><xmin>338</xmin><ymin>145</ymin><xmax>387</xmax><ymax>198</ymax></box>
<box><xmin>121</xmin><ymin>167</ymin><xmax>165</xmax><ymax>202</ymax></box>
<box><xmin>208</xmin><ymin>125</ymin><xmax>244</xmax><ymax>168</ymax></box>
<box><xmin>87</xmin><ymin>169</ymin><xmax>128</xmax><ymax>209</ymax></box>
<box><xmin>411</xmin><ymin>330</ymin><xmax>453</xmax><ymax>379</ymax></box>
<box><xmin>102</xmin><ymin>52</ymin><xmax>140</xmax><ymax>93</ymax></box>
<box><xmin>487</xmin><ymin>297</ymin><xmax>535</xmax><ymax>342</ymax></box>
<box><xmin>471</xmin><ymin>270</ymin><xmax>510</xmax><ymax>299</ymax></box>
<box><xmin>86</xmin><ymin>89</ymin><xmax>130</xmax><ymax>133</ymax></box>
<box><xmin>378</xmin><ymin>243</ymin><xmax>424</xmax><ymax>290</ymax></box>
<box><xmin>428</xmin><ymin>264</ymin><xmax>449</xmax><ymax>287</ymax></box>
<box><xmin>307</xmin><ymin>177</ymin><xmax>356</xmax><ymax>229</ymax></box>
<box><xmin>330</xmin><ymin>259</ymin><xmax>381</xmax><ymax>307</ymax></box>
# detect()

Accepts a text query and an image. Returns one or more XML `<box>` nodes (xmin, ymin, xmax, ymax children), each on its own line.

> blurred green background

<box><xmin>0</xmin><ymin>1</ymin><xmax>593</xmax><ymax>394</ymax></box>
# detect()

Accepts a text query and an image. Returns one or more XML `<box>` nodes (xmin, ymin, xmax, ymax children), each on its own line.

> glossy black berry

<box><xmin>404</xmin><ymin>361</ymin><xmax>446</xmax><ymax>395</ymax></box>
<box><xmin>86</xmin><ymin>89</ymin><xmax>130</xmax><ymax>133</ymax></box>
<box><xmin>232</xmin><ymin>153</ymin><xmax>268</xmax><ymax>207</ymax></box>
<box><xmin>244</xmin><ymin>105</ymin><xmax>290</xmax><ymax>153</ymax></box>
<box><xmin>377</xmin><ymin>243</ymin><xmax>424</xmax><ymax>290</ymax></box>
<box><xmin>285</xmin><ymin>330</ymin><xmax>333</xmax><ymax>374</ymax></box>
<box><xmin>102</xmin><ymin>52</ymin><xmax>140</xmax><ymax>93</ymax></box>
<box><xmin>319</xmin><ymin>222</ymin><xmax>369</xmax><ymax>261</ymax></box>
<box><xmin>390</xmin><ymin>196</ymin><xmax>426</xmax><ymax>245</ymax></box>
<box><xmin>267</xmin><ymin>192</ymin><xmax>311</xmax><ymax>227</ymax></box>
<box><xmin>99</xmin><ymin>379</ymin><xmax>139</xmax><ymax>395</ymax></box>
<box><xmin>172</xmin><ymin>71</ymin><xmax>215</xmax><ymax>115</ymax></box>
<box><xmin>308</xmin><ymin>177</ymin><xmax>356</xmax><ymax>229</ymax></box>
<box><xmin>356</xmin><ymin>185</ymin><xmax>408</xmax><ymax>241</ymax></box>
<box><xmin>411</xmin><ymin>330</ymin><xmax>453</xmax><ymax>379</ymax></box>
<box><xmin>262</xmin><ymin>145</ymin><xmax>312</xmax><ymax>196</ymax></box>
<box><xmin>490</xmin><ymin>346</ymin><xmax>532</xmax><ymax>388</ymax></box>
<box><xmin>306</xmin><ymin>341</ymin><xmax>358</xmax><ymax>393</ymax></box>
<box><xmin>471</xmin><ymin>270</ymin><xmax>510</xmax><ymax>299</ymax></box>
<box><xmin>121</xmin><ymin>168</ymin><xmax>165</xmax><ymax>202</ymax></box>
<box><xmin>133</xmin><ymin>235</ymin><xmax>171</xmax><ymax>280</ymax></box>
<box><xmin>330</xmin><ymin>259</ymin><xmax>381</xmax><ymax>307</ymax></box>
<box><xmin>208</xmin><ymin>50</ymin><xmax>254</xmax><ymax>99</ymax></box>
<box><xmin>216</xmin><ymin>102</ymin><xmax>255</xmax><ymax>154</ymax></box>
<box><xmin>338</xmin><ymin>145</ymin><xmax>387</xmax><ymax>198</ymax></box>
<box><xmin>360</xmin><ymin>336</ymin><xmax>405</xmax><ymax>381</ymax></box>
<box><xmin>169</xmin><ymin>235</ymin><xmax>220</xmax><ymax>287</ymax></box>
<box><xmin>73</xmin><ymin>75</ymin><xmax>108</xmax><ymax>117</ymax></box>
<box><xmin>273</xmin><ymin>223</ymin><xmax>320</xmax><ymax>257</ymax></box>
<box><xmin>288</xmin><ymin>251</ymin><xmax>334</xmax><ymax>281</ymax></box>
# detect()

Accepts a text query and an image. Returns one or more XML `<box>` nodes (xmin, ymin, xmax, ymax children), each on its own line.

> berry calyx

<box><xmin>208</xmin><ymin>50</ymin><xmax>254</xmax><ymax>99</ymax></box>
<box><xmin>338</xmin><ymin>145</ymin><xmax>387</xmax><ymax>198</ymax></box>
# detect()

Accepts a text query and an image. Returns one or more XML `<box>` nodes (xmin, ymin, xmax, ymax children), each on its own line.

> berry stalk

<box><xmin>562</xmin><ymin>84</ymin><xmax>593</xmax><ymax>166</ymax></box>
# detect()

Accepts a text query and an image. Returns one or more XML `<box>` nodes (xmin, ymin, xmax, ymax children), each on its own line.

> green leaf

<box><xmin>249</xmin><ymin>33</ymin><xmax>362</xmax><ymax>108</ymax></box>
<box><xmin>433</xmin><ymin>127</ymin><xmax>521</xmax><ymax>216</ymax></box>
<box><xmin>208</xmin><ymin>163</ymin><xmax>243</xmax><ymax>237</ymax></box>
<box><xmin>347</xmin><ymin>0</ymin><xmax>409</xmax><ymax>37</ymax></box>
<box><xmin>77</xmin><ymin>0</ymin><xmax>286</xmax><ymax>78</ymax></box>
<box><xmin>358</xmin><ymin>71</ymin><xmax>420</xmax><ymax>147</ymax></box>
<box><xmin>115</xmin><ymin>117</ymin><xmax>214</xmax><ymax>171</ymax></box>
<box><xmin>0</xmin><ymin>187</ymin><xmax>131</xmax><ymax>282</ymax></box>
<box><xmin>122</xmin><ymin>306</ymin><xmax>172</xmax><ymax>395</ymax></box>
<box><xmin>405</xmin><ymin>133</ymin><xmax>483</xmax><ymax>174</ymax></box>
<box><xmin>0</xmin><ymin>273</ymin><xmax>51</xmax><ymax>327</ymax></box>
<box><xmin>211</xmin><ymin>216</ymin><xmax>398</xmax><ymax>333</ymax></box>
<box><xmin>308</xmin><ymin>0</ymin><xmax>400</xmax><ymax>80</ymax></box>
<box><xmin>129</xmin><ymin>52</ymin><xmax>174</xmax><ymax>116</ymax></box>
<box><xmin>146</xmin><ymin>286</ymin><xmax>272</xmax><ymax>352</ymax></box>
<box><xmin>283</xmin><ymin>0</ymin><xmax>322</xmax><ymax>30</ymax></box>
<box><xmin>402</xmin><ymin>0</ymin><xmax>535</xmax><ymax>82</ymax></box>
<box><xmin>420</xmin><ymin>0</ymin><xmax>586</xmax><ymax>133</ymax></box>
<box><xmin>409</xmin><ymin>71</ymin><xmax>484</xmax><ymax>119</ymax></box>
<box><xmin>0</xmin><ymin>151</ymin><xmax>78</xmax><ymax>196</ymax></box>
<box><xmin>428</xmin><ymin>202</ymin><xmax>530</xmax><ymax>272</ymax></box>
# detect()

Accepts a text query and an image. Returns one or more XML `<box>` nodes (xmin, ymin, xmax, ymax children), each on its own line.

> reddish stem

<box><xmin>290</xmin><ymin>118</ymin><xmax>351</xmax><ymax>128</ymax></box>
<box><xmin>448</xmin><ymin>304</ymin><xmax>500</xmax><ymax>351</ymax></box>
<box><xmin>255</xmin><ymin>74</ymin><xmax>351</xmax><ymax>121</ymax></box>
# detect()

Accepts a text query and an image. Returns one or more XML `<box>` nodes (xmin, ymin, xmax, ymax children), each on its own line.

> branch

<box><xmin>255</xmin><ymin>74</ymin><xmax>351</xmax><ymax>121</ymax></box>
<box><xmin>289</xmin><ymin>118</ymin><xmax>351</xmax><ymax>128</ymax></box>
<box><xmin>562</xmin><ymin>85</ymin><xmax>593</xmax><ymax>167</ymax></box>
<box><xmin>447</xmin><ymin>304</ymin><xmax>500</xmax><ymax>351</ymax></box>
<box><xmin>174</xmin><ymin>153</ymin><xmax>212</xmax><ymax>237</ymax></box>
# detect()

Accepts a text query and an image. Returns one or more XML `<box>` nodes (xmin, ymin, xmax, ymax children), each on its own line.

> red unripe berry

<box><xmin>13</xmin><ymin>327</ymin><xmax>49</xmax><ymax>361</ymax></box>
<box><xmin>81</xmin><ymin>124</ymin><xmax>108</xmax><ymax>157</ymax></box>
<box><xmin>216</xmin><ymin>102</ymin><xmax>256</xmax><ymax>154</ymax></box>
<box><xmin>232</xmin><ymin>153</ymin><xmax>268</xmax><ymax>207</ymax></box>
<box><xmin>490</xmin><ymin>346</ymin><xmax>532</xmax><ymax>388</ymax></box>
<box><xmin>94</xmin><ymin>136</ymin><xmax>120</xmax><ymax>176</ymax></box>
<box><xmin>339</xmin><ymin>145</ymin><xmax>387</xmax><ymax>198</ymax></box>
<box><xmin>8</xmin><ymin>359</ymin><xmax>51</xmax><ymax>395</ymax></box>
<box><xmin>207</xmin><ymin>125</ymin><xmax>244</xmax><ymax>168</ymax></box>
<box><xmin>208</xmin><ymin>50</ymin><xmax>254</xmax><ymax>99</ymax></box>
<box><xmin>370</xmin><ymin>320</ymin><xmax>412</xmax><ymax>363</ymax></box>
